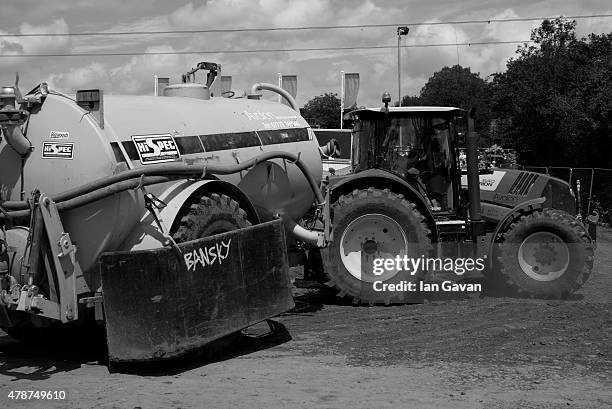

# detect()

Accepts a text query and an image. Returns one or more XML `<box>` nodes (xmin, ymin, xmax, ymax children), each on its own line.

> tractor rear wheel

<box><xmin>322</xmin><ymin>188</ymin><xmax>431</xmax><ymax>304</ymax></box>
<box><xmin>172</xmin><ymin>192</ymin><xmax>251</xmax><ymax>242</ymax></box>
<box><xmin>495</xmin><ymin>208</ymin><xmax>594</xmax><ymax>298</ymax></box>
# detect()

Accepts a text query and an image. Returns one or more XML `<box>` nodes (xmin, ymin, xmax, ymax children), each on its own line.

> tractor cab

<box><xmin>348</xmin><ymin>106</ymin><xmax>462</xmax><ymax>214</ymax></box>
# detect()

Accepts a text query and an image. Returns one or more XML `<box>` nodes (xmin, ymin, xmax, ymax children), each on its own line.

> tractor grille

<box><xmin>508</xmin><ymin>172</ymin><xmax>539</xmax><ymax>196</ymax></box>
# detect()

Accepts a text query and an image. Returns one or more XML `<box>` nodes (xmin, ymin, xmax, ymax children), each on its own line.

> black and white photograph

<box><xmin>0</xmin><ymin>1</ymin><xmax>610</xmax><ymax>408</ymax></box>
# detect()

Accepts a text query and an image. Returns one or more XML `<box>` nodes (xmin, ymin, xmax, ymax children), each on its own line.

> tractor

<box><xmin>306</xmin><ymin>93</ymin><xmax>594</xmax><ymax>304</ymax></box>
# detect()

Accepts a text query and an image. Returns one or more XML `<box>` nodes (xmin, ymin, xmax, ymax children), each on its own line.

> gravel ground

<box><xmin>0</xmin><ymin>229</ymin><xmax>611</xmax><ymax>408</ymax></box>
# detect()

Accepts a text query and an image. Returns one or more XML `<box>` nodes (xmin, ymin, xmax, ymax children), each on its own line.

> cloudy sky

<box><xmin>0</xmin><ymin>0</ymin><xmax>610</xmax><ymax>107</ymax></box>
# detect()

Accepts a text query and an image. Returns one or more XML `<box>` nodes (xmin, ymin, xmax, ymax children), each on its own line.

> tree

<box><xmin>490</xmin><ymin>18</ymin><xmax>612</xmax><ymax>168</ymax></box>
<box><xmin>300</xmin><ymin>93</ymin><xmax>341</xmax><ymax>129</ymax></box>
<box><xmin>399</xmin><ymin>95</ymin><xmax>424</xmax><ymax>106</ymax></box>
<box><xmin>400</xmin><ymin>65</ymin><xmax>492</xmax><ymax>142</ymax></box>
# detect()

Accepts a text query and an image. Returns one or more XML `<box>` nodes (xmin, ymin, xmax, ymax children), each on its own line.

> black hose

<box><xmin>205</xmin><ymin>151</ymin><xmax>324</xmax><ymax>204</ymax></box>
<box><xmin>2</xmin><ymin>176</ymin><xmax>176</xmax><ymax>219</ymax></box>
<box><xmin>1</xmin><ymin>150</ymin><xmax>323</xmax><ymax>218</ymax></box>
<box><xmin>1</xmin><ymin>164</ymin><xmax>204</xmax><ymax>210</ymax></box>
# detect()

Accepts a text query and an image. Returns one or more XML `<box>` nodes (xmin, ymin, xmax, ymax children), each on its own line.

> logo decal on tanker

<box><xmin>49</xmin><ymin>131</ymin><xmax>69</xmax><ymax>139</ymax></box>
<box><xmin>131</xmin><ymin>134</ymin><xmax>180</xmax><ymax>164</ymax></box>
<box><xmin>42</xmin><ymin>142</ymin><xmax>74</xmax><ymax>159</ymax></box>
<box><xmin>243</xmin><ymin>111</ymin><xmax>301</xmax><ymax>129</ymax></box>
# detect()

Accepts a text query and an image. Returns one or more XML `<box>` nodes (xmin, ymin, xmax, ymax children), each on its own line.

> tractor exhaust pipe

<box><xmin>466</xmin><ymin>108</ymin><xmax>485</xmax><ymax>239</ymax></box>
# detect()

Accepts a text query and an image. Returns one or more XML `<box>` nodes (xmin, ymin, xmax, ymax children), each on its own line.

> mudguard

<box><xmin>99</xmin><ymin>219</ymin><xmax>293</xmax><ymax>363</ymax></box>
<box><xmin>122</xmin><ymin>179</ymin><xmax>260</xmax><ymax>252</ymax></box>
<box><xmin>327</xmin><ymin>168</ymin><xmax>437</xmax><ymax>238</ymax></box>
<box><xmin>486</xmin><ymin>197</ymin><xmax>546</xmax><ymax>263</ymax></box>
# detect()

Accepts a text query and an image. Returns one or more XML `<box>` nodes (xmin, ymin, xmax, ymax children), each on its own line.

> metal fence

<box><xmin>518</xmin><ymin>166</ymin><xmax>612</xmax><ymax>224</ymax></box>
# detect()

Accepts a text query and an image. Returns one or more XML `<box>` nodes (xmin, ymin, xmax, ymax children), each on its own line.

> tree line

<box><xmin>302</xmin><ymin>18</ymin><xmax>611</xmax><ymax>170</ymax></box>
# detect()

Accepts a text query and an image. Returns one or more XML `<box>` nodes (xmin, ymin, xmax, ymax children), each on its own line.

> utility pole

<box><xmin>277</xmin><ymin>73</ymin><xmax>282</xmax><ymax>103</ymax></box>
<box><xmin>340</xmin><ymin>70</ymin><xmax>345</xmax><ymax>129</ymax></box>
<box><xmin>397</xmin><ymin>26</ymin><xmax>409</xmax><ymax>107</ymax></box>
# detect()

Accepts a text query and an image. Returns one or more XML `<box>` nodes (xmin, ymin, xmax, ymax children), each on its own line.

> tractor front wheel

<box><xmin>495</xmin><ymin>208</ymin><xmax>594</xmax><ymax>298</ymax></box>
<box><xmin>322</xmin><ymin>188</ymin><xmax>431</xmax><ymax>304</ymax></box>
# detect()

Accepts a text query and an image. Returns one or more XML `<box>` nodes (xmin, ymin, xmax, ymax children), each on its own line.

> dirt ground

<box><xmin>1</xmin><ymin>230</ymin><xmax>611</xmax><ymax>409</ymax></box>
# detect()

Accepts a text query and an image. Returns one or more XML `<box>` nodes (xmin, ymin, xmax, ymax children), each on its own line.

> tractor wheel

<box><xmin>322</xmin><ymin>187</ymin><xmax>431</xmax><ymax>304</ymax></box>
<box><xmin>495</xmin><ymin>208</ymin><xmax>594</xmax><ymax>299</ymax></box>
<box><xmin>172</xmin><ymin>192</ymin><xmax>251</xmax><ymax>242</ymax></box>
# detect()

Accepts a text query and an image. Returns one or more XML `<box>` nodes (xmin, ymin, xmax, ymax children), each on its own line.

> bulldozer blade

<box><xmin>99</xmin><ymin>219</ymin><xmax>294</xmax><ymax>363</ymax></box>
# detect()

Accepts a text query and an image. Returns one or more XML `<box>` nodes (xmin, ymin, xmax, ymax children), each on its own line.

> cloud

<box><xmin>0</xmin><ymin>19</ymin><xmax>71</xmax><ymax>72</ymax></box>
<box><xmin>4</xmin><ymin>1</ymin><xmax>611</xmax><ymax>109</ymax></box>
<box><xmin>0</xmin><ymin>40</ymin><xmax>24</xmax><ymax>54</ymax></box>
<box><xmin>47</xmin><ymin>62</ymin><xmax>108</xmax><ymax>90</ymax></box>
<box><xmin>169</xmin><ymin>0</ymin><xmax>334</xmax><ymax>29</ymax></box>
<box><xmin>72</xmin><ymin>15</ymin><xmax>171</xmax><ymax>53</ymax></box>
<box><xmin>16</xmin><ymin>19</ymin><xmax>70</xmax><ymax>54</ymax></box>
<box><xmin>47</xmin><ymin>44</ymin><xmax>192</xmax><ymax>94</ymax></box>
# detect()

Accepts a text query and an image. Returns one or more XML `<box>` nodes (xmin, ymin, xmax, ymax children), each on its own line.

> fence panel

<box><xmin>521</xmin><ymin>166</ymin><xmax>612</xmax><ymax>224</ymax></box>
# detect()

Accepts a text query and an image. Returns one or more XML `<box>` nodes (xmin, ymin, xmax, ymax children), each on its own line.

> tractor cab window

<box><xmin>384</xmin><ymin>116</ymin><xmax>451</xmax><ymax>170</ymax></box>
<box><xmin>353</xmin><ymin>114</ymin><xmax>454</xmax><ymax>211</ymax></box>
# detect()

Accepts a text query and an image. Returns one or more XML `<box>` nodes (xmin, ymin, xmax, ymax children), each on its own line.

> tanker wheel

<box><xmin>495</xmin><ymin>208</ymin><xmax>594</xmax><ymax>299</ymax></box>
<box><xmin>170</xmin><ymin>192</ymin><xmax>251</xmax><ymax>353</ymax></box>
<box><xmin>172</xmin><ymin>192</ymin><xmax>251</xmax><ymax>242</ymax></box>
<box><xmin>322</xmin><ymin>187</ymin><xmax>431</xmax><ymax>305</ymax></box>
<box><xmin>0</xmin><ymin>308</ymin><xmax>105</xmax><ymax>353</ymax></box>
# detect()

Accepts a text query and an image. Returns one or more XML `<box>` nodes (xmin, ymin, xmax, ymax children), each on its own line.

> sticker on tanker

<box><xmin>132</xmin><ymin>134</ymin><xmax>180</xmax><ymax>164</ymax></box>
<box><xmin>49</xmin><ymin>131</ymin><xmax>69</xmax><ymax>139</ymax></box>
<box><xmin>242</xmin><ymin>111</ymin><xmax>301</xmax><ymax>129</ymax></box>
<box><xmin>42</xmin><ymin>142</ymin><xmax>74</xmax><ymax>159</ymax></box>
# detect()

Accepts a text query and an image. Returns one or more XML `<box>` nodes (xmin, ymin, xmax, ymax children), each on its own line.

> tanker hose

<box><xmin>279</xmin><ymin>214</ymin><xmax>325</xmax><ymax>247</ymax></box>
<box><xmin>1</xmin><ymin>124</ymin><xmax>31</xmax><ymax>157</ymax></box>
<box><xmin>250</xmin><ymin>83</ymin><xmax>298</xmax><ymax>111</ymax></box>
<box><xmin>204</xmin><ymin>150</ymin><xmax>324</xmax><ymax>205</ymax></box>
<box><xmin>0</xmin><ymin>150</ymin><xmax>324</xmax><ymax>214</ymax></box>
<box><xmin>1</xmin><ymin>165</ymin><xmax>202</xmax><ymax>211</ymax></box>
<box><xmin>1</xmin><ymin>176</ymin><xmax>176</xmax><ymax>219</ymax></box>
